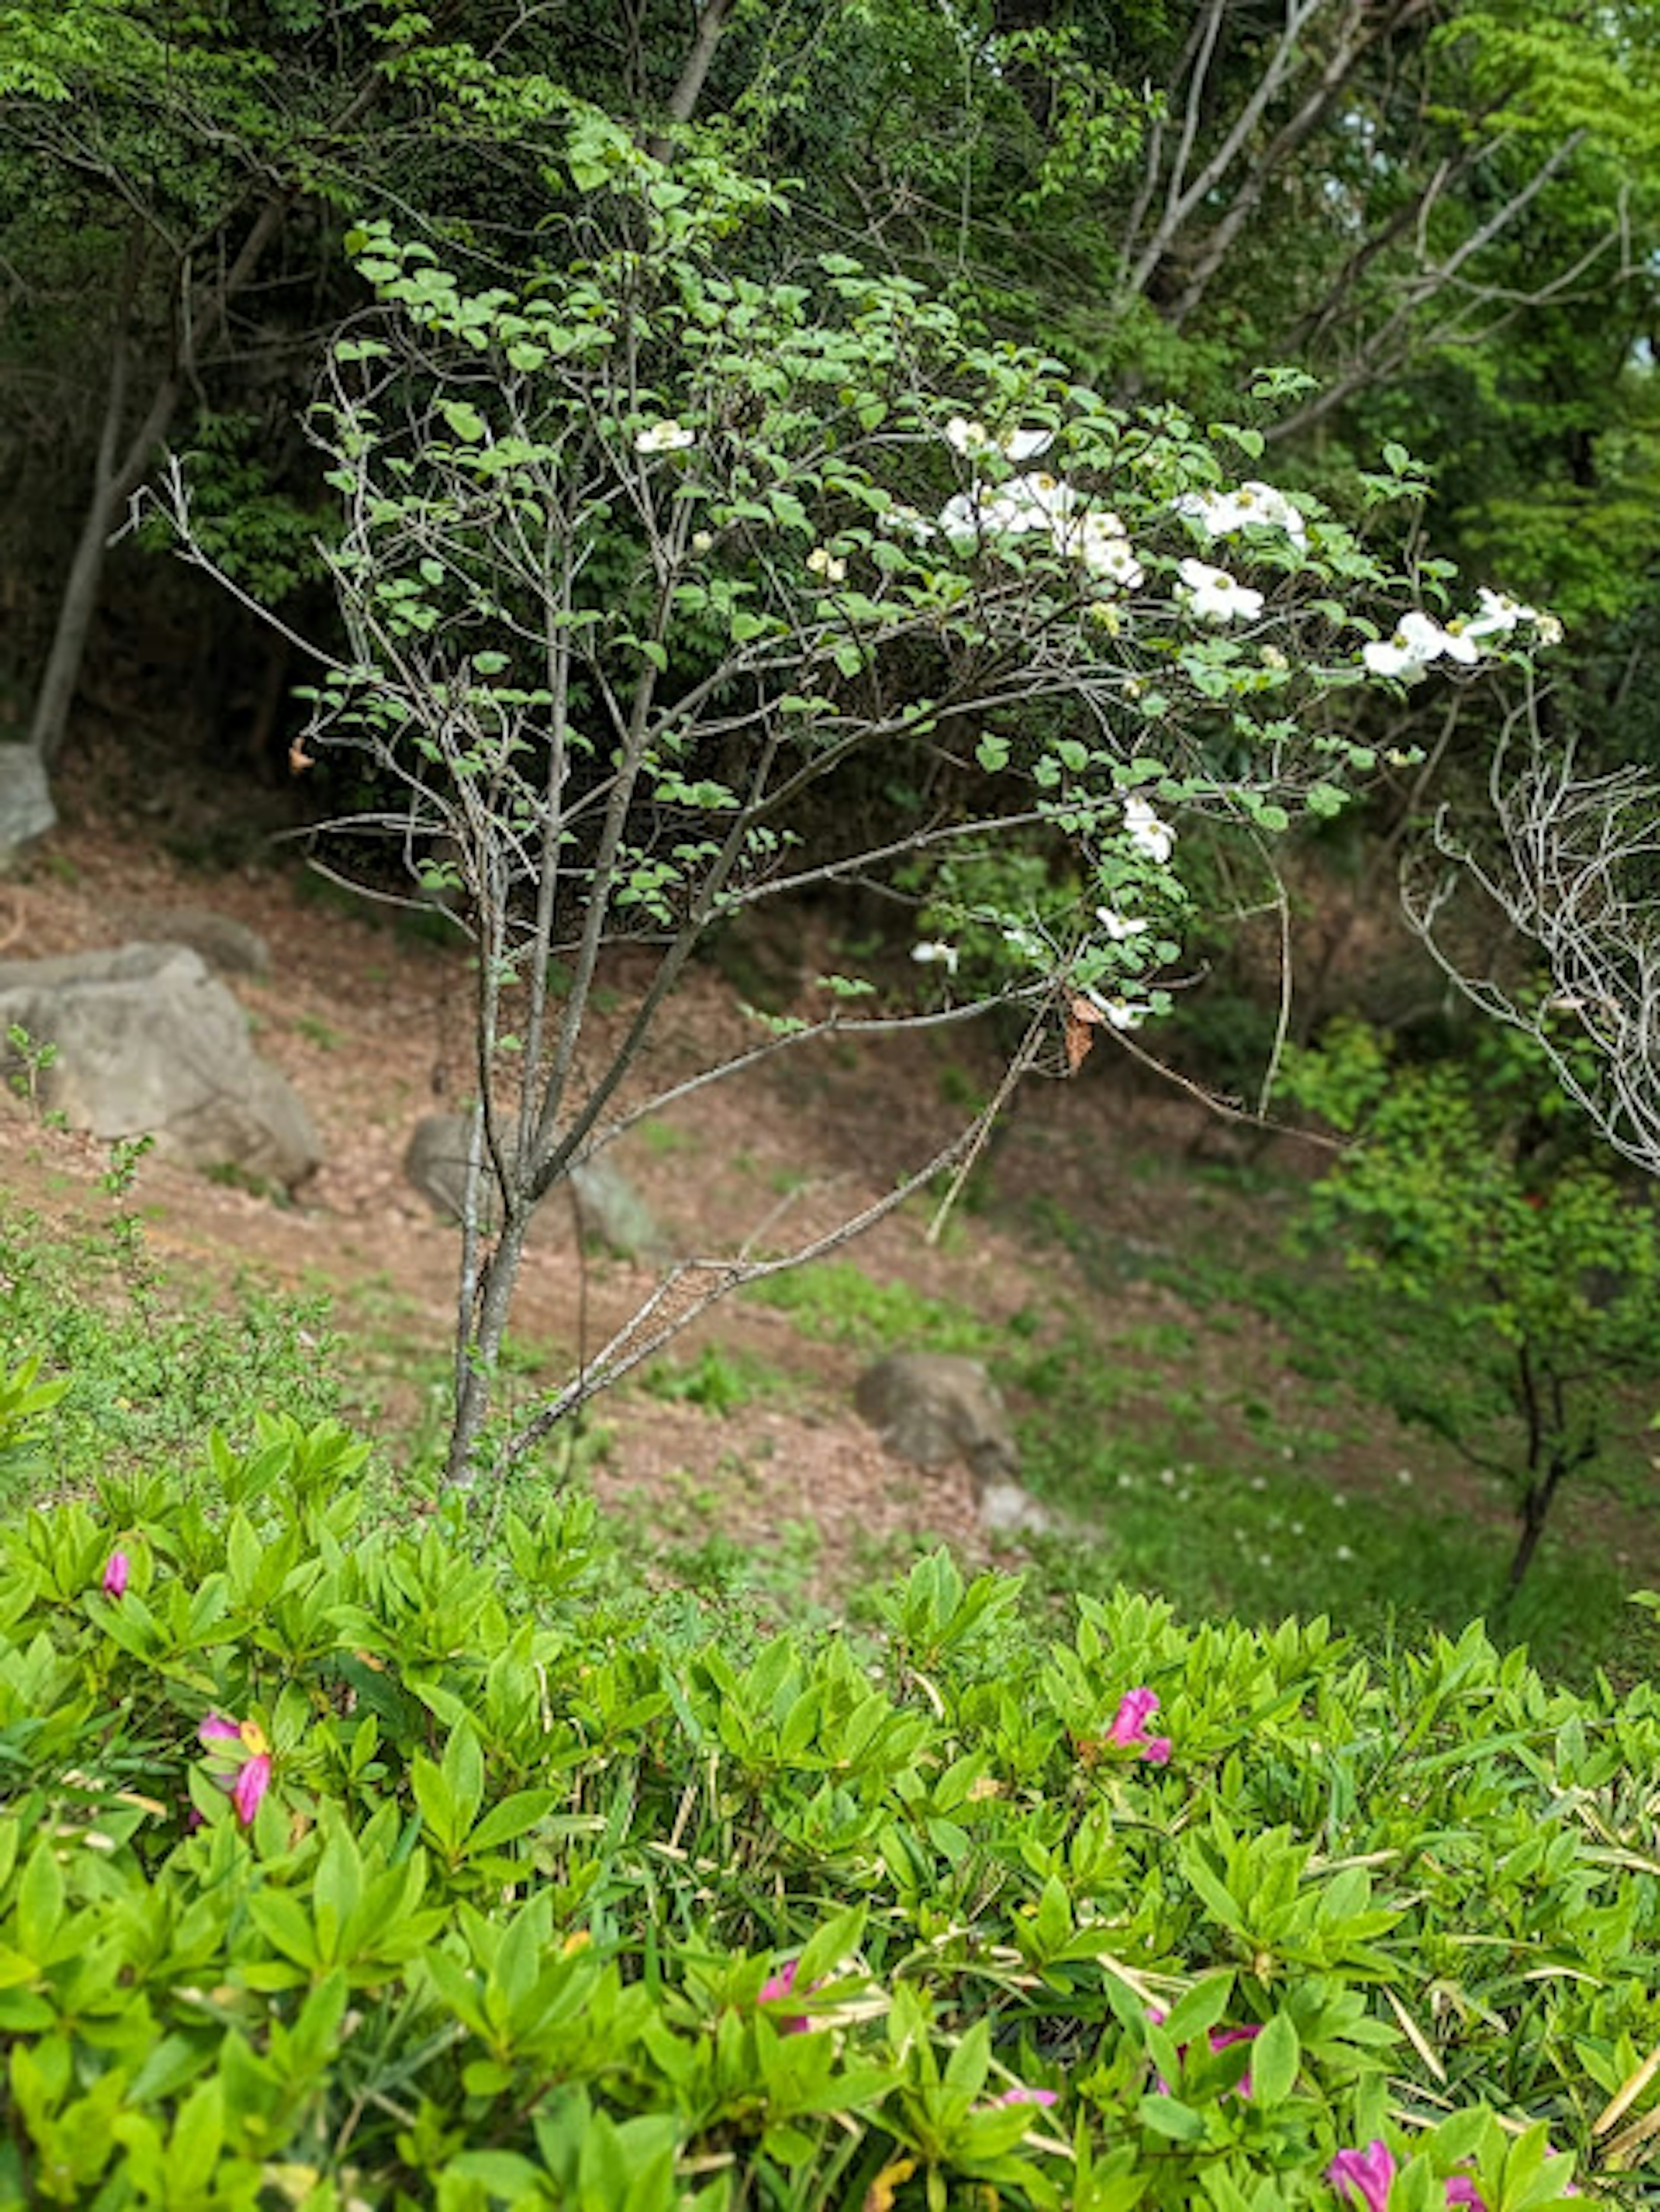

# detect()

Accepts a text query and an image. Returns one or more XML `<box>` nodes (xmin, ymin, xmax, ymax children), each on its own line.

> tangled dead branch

<box><xmin>1405</xmin><ymin>688</ymin><xmax>1660</xmax><ymax>1175</ymax></box>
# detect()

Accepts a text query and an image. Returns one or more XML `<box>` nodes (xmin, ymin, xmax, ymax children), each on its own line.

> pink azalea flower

<box><xmin>759</xmin><ymin>1958</ymin><xmax>811</xmax><ymax>2036</ymax></box>
<box><xmin>198</xmin><ymin>1712</ymin><xmax>272</xmax><ymax>1826</ymax></box>
<box><xmin>993</xmin><ymin>2085</ymin><xmax>1058</xmax><ymax>2108</ymax></box>
<box><xmin>1108</xmin><ymin>1688</ymin><xmax>1159</xmax><ymax>1743</ymax></box>
<box><xmin>1108</xmin><ymin>1688</ymin><xmax>1173</xmax><ymax>1764</ymax></box>
<box><xmin>1330</xmin><ymin>2142</ymin><xmax>1490</xmax><ymax>2211</ymax></box>
<box><xmin>1147</xmin><ymin>2009</ymin><xmax>1261</xmax><ymax>2097</ymax></box>
<box><xmin>1330</xmin><ymin>2141</ymin><xmax>1396</xmax><ymax>2212</ymax></box>
<box><xmin>101</xmin><ymin>1551</ymin><xmax>130</xmax><ymax>1599</ymax></box>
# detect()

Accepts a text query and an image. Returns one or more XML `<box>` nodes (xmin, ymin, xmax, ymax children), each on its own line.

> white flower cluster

<box><xmin>945</xmin><ymin>417</ymin><xmax>1053</xmax><ymax>463</ymax></box>
<box><xmin>1124</xmin><ymin>794</ymin><xmax>1174</xmax><ymax>863</ymax></box>
<box><xmin>1175</xmin><ymin>480</ymin><xmax>1308</xmax><ymax>547</ymax></box>
<box><xmin>1075</xmin><ymin>802</ymin><xmax>1177</xmax><ymax>1028</ymax></box>
<box><xmin>805</xmin><ymin>546</ymin><xmax>847</xmax><ymax>584</ymax></box>
<box><xmin>1177</xmin><ymin>558</ymin><xmax>1263</xmax><ymax>625</ymax></box>
<box><xmin>938</xmin><ymin>418</ymin><xmax>1146</xmax><ymax>593</ymax></box>
<box><xmin>635</xmin><ymin>419</ymin><xmax>695</xmax><ymax>454</ymax></box>
<box><xmin>1362</xmin><ymin>588</ymin><xmax>1561</xmax><ymax>680</ymax></box>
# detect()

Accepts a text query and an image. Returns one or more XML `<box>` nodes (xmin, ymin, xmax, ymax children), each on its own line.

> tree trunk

<box><xmin>444</xmin><ymin>1207</ymin><xmax>533</xmax><ymax>1490</ymax></box>
<box><xmin>26</xmin><ymin>243</ymin><xmax>181</xmax><ymax>769</ymax></box>
<box><xmin>1502</xmin><ymin>1453</ymin><xmax>1569</xmax><ymax>1602</ymax></box>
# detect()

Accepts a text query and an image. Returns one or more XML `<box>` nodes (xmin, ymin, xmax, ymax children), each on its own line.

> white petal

<box><xmin>939</xmin><ymin>492</ymin><xmax>980</xmax><ymax>543</ymax></box>
<box><xmin>1398</xmin><ymin>610</ymin><xmax>1449</xmax><ymax>656</ymax></box>
<box><xmin>1002</xmin><ymin>426</ymin><xmax>1053</xmax><ymax>462</ymax></box>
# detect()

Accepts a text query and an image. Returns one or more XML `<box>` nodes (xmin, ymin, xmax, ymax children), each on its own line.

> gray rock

<box><xmin>0</xmin><ymin>749</ymin><xmax>55</xmax><ymax>870</ymax></box>
<box><xmin>570</xmin><ymin>1153</ymin><xmax>668</xmax><ymax>1262</ymax></box>
<box><xmin>977</xmin><ymin>1479</ymin><xmax>1054</xmax><ymax>1539</ymax></box>
<box><xmin>403</xmin><ymin>1111</ymin><xmax>503</xmax><ymax>1231</ymax></box>
<box><xmin>115</xmin><ymin>906</ymin><xmax>269</xmax><ymax>977</ymax></box>
<box><xmin>0</xmin><ymin>942</ymin><xmax>318</xmax><ymax>1187</ymax></box>
<box><xmin>854</xmin><ymin>1351</ymin><xmax>1020</xmax><ymax>1488</ymax></box>
<box><xmin>402</xmin><ymin>1117</ymin><xmax>667</xmax><ymax>1261</ymax></box>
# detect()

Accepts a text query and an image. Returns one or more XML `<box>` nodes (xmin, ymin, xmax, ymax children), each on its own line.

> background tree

<box><xmin>1283</xmin><ymin>1017</ymin><xmax>1660</xmax><ymax>1599</ymax></box>
<box><xmin>156</xmin><ymin>112</ymin><xmax>1560</xmax><ymax>1487</ymax></box>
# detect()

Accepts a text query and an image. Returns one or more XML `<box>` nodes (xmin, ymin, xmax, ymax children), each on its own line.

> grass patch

<box><xmin>744</xmin><ymin>1259</ymin><xmax>1003</xmax><ymax>1354</ymax></box>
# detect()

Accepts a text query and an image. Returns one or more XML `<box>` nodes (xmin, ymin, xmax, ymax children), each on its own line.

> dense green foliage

<box><xmin>1283</xmin><ymin>1023</ymin><xmax>1660</xmax><ymax>1596</ymax></box>
<box><xmin>0</xmin><ymin>1379</ymin><xmax>1635</xmax><ymax>2210</ymax></box>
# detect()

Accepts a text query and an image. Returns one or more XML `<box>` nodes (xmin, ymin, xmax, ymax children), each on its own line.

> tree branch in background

<box><xmin>1406</xmin><ymin>689</ymin><xmax>1660</xmax><ymax>1179</ymax></box>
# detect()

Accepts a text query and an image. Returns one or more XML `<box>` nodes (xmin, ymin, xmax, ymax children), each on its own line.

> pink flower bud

<box><xmin>102</xmin><ymin>1550</ymin><xmax>129</xmax><ymax>1599</ymax></box>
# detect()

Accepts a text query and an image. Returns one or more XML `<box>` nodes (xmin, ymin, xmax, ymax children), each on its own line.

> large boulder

<box><xmin>570</xmin><ymin>1154</ymin><xmax>669</xmax><ymax>1263</ymax></box>
<box><xmin>856</xmin><ymin>1352</ymin><xmax>1050</xmax><ymax>1537</ymax></box>
<box><xmin>113</xmin><ymin>905</ymin><xmax>270</xmax><ymax>978</ymax></box>
<box><xmin>403</xmin><ymin>1112</ymin><xmax>502</xmax><ymax>1231</ymax></box>
<box><xmin>854</xmin><ymin>1351</ymin><xmax>1020</xmax><ymax>1485</ymax></box>
<box><xmin>0</xmin><ymin>942</ymin><xmax>318</xmax><ymax>1187</ymax></box>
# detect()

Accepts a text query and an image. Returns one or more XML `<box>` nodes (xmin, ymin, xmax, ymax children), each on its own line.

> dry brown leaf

<box><xmin>1064</xmin><ymin>991</ymin><xmax>1105</xmax><ymax>1075</ymax></box>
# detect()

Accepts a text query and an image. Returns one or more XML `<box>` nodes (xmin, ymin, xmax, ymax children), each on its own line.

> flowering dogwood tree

<box><xmin>161</xmin><ymin>112</ymin><xmax>1553</xmax><ymax>1489</ymax></box>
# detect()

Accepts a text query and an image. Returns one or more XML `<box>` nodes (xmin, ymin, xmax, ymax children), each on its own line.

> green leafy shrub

<box><xmin>0</xmin><ymin>1387</ymin><xmax>1641</xmax><ymax>2205</ymax></box>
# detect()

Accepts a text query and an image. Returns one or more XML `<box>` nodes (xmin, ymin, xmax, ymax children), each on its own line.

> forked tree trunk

<box><xmin>1503</xmin><ymin>1453</ymin><xmax>1570</xmax><ymax>1601</ymax></box>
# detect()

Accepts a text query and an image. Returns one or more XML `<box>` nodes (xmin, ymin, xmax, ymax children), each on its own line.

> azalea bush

<box><xmin>3</xmin><ymin>1366</ymin><xmax>1653</xmax><ymax>2207</ymax></box>
<box><xmin>159</xmin><ymin>106</ymin><xmax>1558</xmax><ymax>1493</ymax></box>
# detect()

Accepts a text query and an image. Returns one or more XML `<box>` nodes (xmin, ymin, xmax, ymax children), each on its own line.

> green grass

<box><xmin>638</xmin><ymin>1343</ymin><xmax>796</xmax><ymax>1416</ymax></box>
<box><xmin>0</xmin><ymin>1202</ymin><xmax>342</xmax><ymax>1506</ymax></box>
<box><xmin>990</xmin><ymin>1150</ymin><xmax>1660</xmax><ymax>1688</ymax></box>
<box><xmin>743</xmin><ymin>1258</ymin><xmax>1007</xmax><ymax>1354</ymax></box>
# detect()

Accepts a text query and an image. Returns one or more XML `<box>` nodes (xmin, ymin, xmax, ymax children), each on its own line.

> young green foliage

<box><xmin>1284</xmin><ymin>1018</ymin><xmax>1660</xmax><ymax>1598</ymax></box>
<box><xmin>0</xmin><ymin>1392</ymin><xmax>1626</xmax><ymax>2205</ymax></box>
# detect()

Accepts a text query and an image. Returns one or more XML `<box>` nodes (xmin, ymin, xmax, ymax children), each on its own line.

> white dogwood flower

<box><xmin>1362</xmin><ymin>608</ymin><xmax>1479</xmax><ymax>679</ymax></box>
<box><xmin>912</xmin><ymin>940</ymin><xmax>960</xmax><ymax>976</ymax></box>
<box><xmin>1070</xmin><ymin>510</ymin><xmax>1145</xmax><ymax>590</ymax></box>
<box><xmin>635</xmin><ymin>419</ymin><xmax>695</xmax><ymax>453</ymax></box>
<box><xmin>806</xmin><ymin>546</ymin><xmax>847</xmax><ymax>584</ymax></box>
<box><xmin>984</xmin><ymin>471</ymin><xmax>1076</xmax><ymax>533</ymax></box>
<box><xmin>1176</xmin><ymin>479</ymin><xmax>1307</xmax><ymax>547</ymax></box>
<box><xmin>1178</xmin><ymin>557</ymin><xmax>1264</xmax><ymax>623</ymax></box>
<box><xmin>1096</xmin><ymin>906</ymin><xmax>1150</xmax><ymax>941</ymax></box>
<box><xmin>881</xmin><ymin>501</ymin><xmax>935</xmax><ymax>543</ymax></box>
<box><xmin>945</xmin><ymin>416</ymin><xmax>1053</xmax><ymax>462</ymax></box>
<box><xmin>1461</xmin><ymin>586</ymin><xmax>1535</xmax><ymax>642</ymax></box>
<box><xmin>1124</xmin><ymin>795</ymin><xmax>1175</xmax><ymax>863</ymax></box>
<box><xmin>941</xmin><ymin>471</ymin><xmax>1076</xmax><ymax>543</ymax></box>
<box><xmin>1084</xmin><ymin>989</ymin><xmax>1149</xmax><ymax>1030</ymax></box>
<box><xmin>1001</xmin><ymin>425</ymin><xmax>1054</xmax><ymax>461</ymax></box>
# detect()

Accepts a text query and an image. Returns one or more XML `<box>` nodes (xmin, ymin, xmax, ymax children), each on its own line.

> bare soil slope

<box><xmin>7</xmin><ymin>745</ymin><xmax>1654</xmax><ymax>1614</ymax></box>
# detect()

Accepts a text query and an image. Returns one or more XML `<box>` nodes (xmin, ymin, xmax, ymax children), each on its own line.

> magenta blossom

<box><xmin>993</xmin><ymin>2086</ymin><xmax>1058</xmax><ymax>2109</ymax></box>
<box><xmin>198</xmin><ymin>1713</ymin><xmax>272</xmax><ymax>1827</ymax></box>
<box><xmin>758</xmin><ymin>1958</ymin><xmax>811</xmax><ymax>2036</ymax></box>
<box><xmin>1330</xmin><ymin>2142</ymin><xmax>1490</xmax><ymax>2212</ymax></box>
<box><xmin>1148</xmin><ymin>2008</ymin><xmax>1261</xmax><ymax>2097</ymax></box>
<box><xmin>1108</xmin><ymin>1688</ymin><xmax>1173</xmax><ymax>1765</ymax></box>
<box><xmin>101</xmin><ymin>1551</ymin><xmax>130</xmax><ymax>1599</ymax></box>
<box><xmin>1329</xmin><ymin>2142</ymin><xmax>1396</xmax><ymax>2212</ymax></box>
